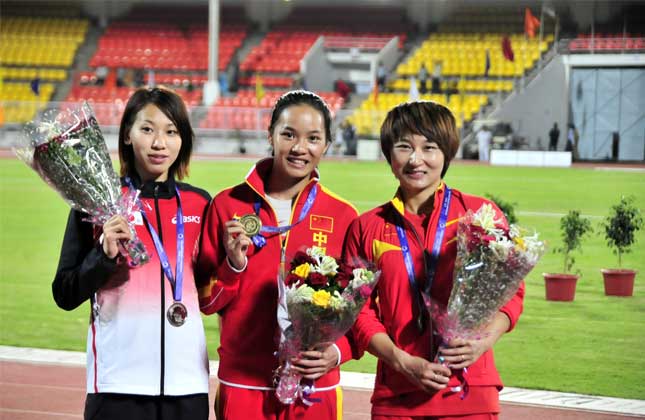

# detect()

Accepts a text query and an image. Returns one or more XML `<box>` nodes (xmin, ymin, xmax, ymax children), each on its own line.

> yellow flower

<box><xmin>293</xmin><ymin>263</ymin><xmax>311</xmax><ymax>278</ymax></box>
<box><xmin>513</xmin><ymin>237</ymin><xmax>527</xmax><ymax>251</ymax></box>
<box><xmin>312</xmin><ymin>290</ymin><xmax>331</xmax><ymax>308</ymax></box>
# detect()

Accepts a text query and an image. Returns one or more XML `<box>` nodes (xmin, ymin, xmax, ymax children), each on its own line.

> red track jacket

<box><xmin>344</xmin><ymin>184</ymin><xmax>525</xmax><ymax>416</ymax></box>
<box><xmin>196</xmin><ymin>158</ymin><xmax>358</xmax><ymax>389</ymax></box>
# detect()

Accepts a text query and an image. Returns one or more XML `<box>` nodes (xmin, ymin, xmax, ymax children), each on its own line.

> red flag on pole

<box><xmin>524</xmin><ymin>7</ymin><xmax>540</xmax><ymax>38</ymax></box>
<box><xmin>501</xmin><ymin>36</ymin><xmax>514</xmax><ymax>62</ymax></box>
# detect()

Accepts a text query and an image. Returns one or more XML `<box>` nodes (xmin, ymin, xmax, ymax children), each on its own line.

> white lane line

<box><xmin>0</xmin><ymin>408</ymin><xmax>82</xmax><ymax>418</ymax></box>
<box><xmin>2</xmin><ymin>346</ymin><xmax>644</xmax><ymax>416</ymax></box>
<box><xmin>1</xmin><ymin>382</ymin><xmax>84</xmax><ymax>392</ymax></box>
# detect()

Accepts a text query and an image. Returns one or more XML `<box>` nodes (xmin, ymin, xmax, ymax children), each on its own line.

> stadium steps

<box><xmin>52</xmin><ymin>24</ymin><xmax>104</xmax><ymax>103</ymax></box>
<box><xmin>234</xmin><ymin>30</ymin><xmax>266</xmax><ymax>68</ymax></box>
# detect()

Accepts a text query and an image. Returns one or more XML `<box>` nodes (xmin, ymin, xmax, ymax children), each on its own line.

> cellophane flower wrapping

<box><xmin>426</xmin><ymin>203</ymin><xmax>545</xmax><ymax>342</ymax></box>
<box><xmin>14</xmin><ymin>102</ymin><xmax>150</xmax><ymax>266</ymax></box>
<box><xmin>275</xmin><ymin>246</ymin><xmax>379</xmax><ymax>404</ymax></box>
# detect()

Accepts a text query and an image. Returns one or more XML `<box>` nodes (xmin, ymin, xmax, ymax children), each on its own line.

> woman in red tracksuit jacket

<box><xmin>196</xmin><ymin>90</ymin><xmax>358</xmax><ymax>420</ymax></box>
<box><xmin>344</xmin><ymin>101</ymin><xmax>524</xmax><ymax>420</ymax></box>
<box><xmin>52</xmin><ymin>87</ymin><xmax>211</xmax><ymax>419</ymax></box>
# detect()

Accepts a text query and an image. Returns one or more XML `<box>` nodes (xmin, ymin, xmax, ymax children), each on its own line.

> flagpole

<box><xmin>554</xmin><ymin>14</ymin><xmax>559</xmax><ymax>54</ymax></box>
<box><xmin>538</xmin><ymin>4</ymin><xmax>545</xmax><ymax>71</ymax></box>
<box><xmin>591</xmin><ymin>2</ymin><xmax>595</xmax><ymax>54</ymax></box>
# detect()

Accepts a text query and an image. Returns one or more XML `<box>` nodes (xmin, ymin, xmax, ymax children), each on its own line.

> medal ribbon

<box><xmin>127</xmin><ymin>178</ymin><xmax>184</xmax><ymax>302</ymax></box>
<box><xmin>395</xmin><ymin>186</ymin><xmax>452</xmax><ymax>327</ymax></box>
<box><xmin>250</xmin><ymin>184</ymin><xmax>318</xmax><ymax>248</ymax></box>
<box><xmin>395</xmin><ymin>186</ymin><xmax>451</xmax><ymax>296</ymax></box>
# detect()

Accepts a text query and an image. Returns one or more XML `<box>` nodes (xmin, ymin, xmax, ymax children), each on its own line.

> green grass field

<box><xmin>1</xmin><ymin>157</ymin><xmax>644</xmax><ymax>399</ymax></box>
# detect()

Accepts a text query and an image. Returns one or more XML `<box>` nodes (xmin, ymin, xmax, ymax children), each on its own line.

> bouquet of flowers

<box><xmin>424</xmin><ymin>203</ymin><xmax>545</xmax><ymax>396</ymax></box>
<box><xmin>15</xmin><ymin>102</ymin><xmax>149</xmax><ymax>266</ymax></box>
<box><xmin>275</xmin><ymin>246</ymin><xmax>379</xmax><ymax>405</ymax></box>
<box><xmin>426</xmin><ymin>203</ymin><xmax>545</xmax><ymax>342</ymax></box>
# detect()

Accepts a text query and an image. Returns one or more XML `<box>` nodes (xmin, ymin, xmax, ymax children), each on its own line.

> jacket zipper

<box><xmin>153</xmin><ymin>185</ymin><xmax>166</xmax><ymax>396</ymax></box>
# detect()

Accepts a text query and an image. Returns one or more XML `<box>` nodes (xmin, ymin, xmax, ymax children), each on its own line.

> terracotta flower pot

<box><xmin>601</xmin><ymin>269</ymin><xmax>636</xmax><ymax>297</ymax></box>
<box><xmin>543</xmin><ymin>273</ymin><xmax>579</xmax><ymax>301</ymax></box>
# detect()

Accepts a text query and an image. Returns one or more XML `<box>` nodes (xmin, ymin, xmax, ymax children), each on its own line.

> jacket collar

<box><xmin>390</xmin><ymin>181</ymin><xmax>445</xmax><ymax>217</ymax></box>
<box><xmin>122</xmin><ymin>171</ymin><xmax>177</xmax><ymax>199</ymax></box>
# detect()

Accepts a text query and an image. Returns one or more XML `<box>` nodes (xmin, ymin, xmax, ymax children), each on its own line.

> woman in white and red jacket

<box><xmin>53</xmin><ymin>87</ymin><xmax>211</xmax><ymax>420</ymax></box>
<box><xmin>196</xmin><ymin>91</ymin><xmax>358</xmax><ymax>420</ymax></box>
<box><xmin>344</xmin><ymin>101</ymin><xmax>524</xmax><ymax>420</ymax></box>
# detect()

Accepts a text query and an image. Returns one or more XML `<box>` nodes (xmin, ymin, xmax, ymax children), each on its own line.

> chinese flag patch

<box><xmin>309</xmin><ymin>215</ymin><xmax>334</xmax><ymax>233</ymax></box>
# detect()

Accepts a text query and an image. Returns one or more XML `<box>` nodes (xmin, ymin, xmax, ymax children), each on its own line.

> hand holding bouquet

<box><xmin>424</xmin><ymin>203</ymin><xmax>544</xmax><ymax>396</ymax></box>
<box><xmin>15</xmin><ymin>102</ymin><xmax>149</xmax><ymax>266</ymax></box>
<box><xmin>427</xmin><ymin>203</ymin><xmax>545</xmax><ymax>342</ymax></box>
<box><xmin>275</xmin><ymin>246</ymin><xmax>379</xmax><ymax>405</ymax></box>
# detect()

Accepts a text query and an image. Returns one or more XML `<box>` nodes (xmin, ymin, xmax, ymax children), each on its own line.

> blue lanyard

<box><xmin>127</xmin><ymin>178</ymin><xmax>184</xmax><ymax>302</ymax></box>
<box><xmin>395</xmin><ymin>186</ymin><xmax>452</xmax><ymax>299</ymax></box>
<box><xmin>250</xmin><ymin>184</ymin><xmax>318</xmax><ymax>249</ymax></box>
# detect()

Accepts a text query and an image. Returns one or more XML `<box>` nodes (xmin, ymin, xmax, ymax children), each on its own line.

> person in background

<box><xmin>52</xmin><ymin>87</ymin><xmax>211</xmax><ymax>419</ymax></box>
<box><xmin>95</xmin><ymin>65</ymin><xmax>108</xmax><ymax>86</ymax></box>
<box><xmin>548</xmin><ymin>122</ymin><xmax>560</xmax><ymax>151</ymax></box>
<box><xmin>419</xmin><ymin>63</ymin><xmax>429</xmax><ymax>94</ymax></box>
<box><xmin>431</xmin><ymin>62</ymin><xmax>442</xmax><ymax>94</ymax></box>
<box><xmin>333</xmin><ymin>120</ymin><xmax>346</xmax><ymax>156</ymax></box>
<box><xmin>377</xmin><ymin>62</ymin><xmax>387</xmax><ymax>92</ymax></box>
<box><xmin>566</xmin><ymin>123</ymin><xmax>579</xmax><ymax>159</ymax></box>
<box><xmin>344</xmin><ymin>101</ymin><xmax>524</xmax><ymax>420</ymax></box>
<box><xmin>228</xmin><ymin>53</ymin><xmax>240</xmax><ymax>93</ymax></box>
<box><xmin>476</xmin><ymin>124</ymin><xmax>492</xmax><ymax>162</ymax></box>
<box><xmin>342</xmin><ymin>119</ymin><xmax>358</xmax><ymax>156</ymax></box>
<box><xmin>197</xmin><ymin>90</ymin><xmax>359</xmax><ymax>420</ymax></box>
<box><xmin>334</xmin><ymin>78</ymin><xmax>351</xmax><ymax>103</ymax></box>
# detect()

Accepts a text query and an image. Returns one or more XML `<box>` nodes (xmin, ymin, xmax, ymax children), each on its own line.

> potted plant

<box><xmin>600</xmin><ymin>196</ymin><xmax>643</xmax><ymax>296</ymax></box>
<box><xmin>544</xmin><ymin>210</ymin><xmax>592</xmax><ymax>301</ymax></box>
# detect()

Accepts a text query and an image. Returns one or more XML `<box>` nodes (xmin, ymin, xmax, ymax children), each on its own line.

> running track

<box><xmin>1</xmin><ymin>348</ymin><xmax>643</xmax><ymax>420</ymax></box>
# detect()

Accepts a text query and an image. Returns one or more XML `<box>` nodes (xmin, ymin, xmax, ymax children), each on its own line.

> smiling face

<box><xmin>126</xmin><ymin>104</ymin><xmax>182</xmax><ymax>182</ymax></box>
<box><xmin>268</xmin><ymin>104</ymin><xmax>330</xmax><ymax>188</ymax></box>
<box><xmin>390</xmin><ymin>132</ymin><xmax>445</xmax><ymax>198</ymax></box>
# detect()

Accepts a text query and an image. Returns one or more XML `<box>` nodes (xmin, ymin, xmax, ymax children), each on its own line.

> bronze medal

<box><xmin>239</xmin><ymin>214</ymin><xmax>262</xmax><ymax>236</ymax></box>
<box><xmin>167</xmin><ymin>302</ymin><xmax>187</xmax><ymax>327</ymax></box>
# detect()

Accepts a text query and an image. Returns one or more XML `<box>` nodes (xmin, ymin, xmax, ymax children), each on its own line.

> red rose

<box><xmin>284</xmin><ymin>273</ymin><xmax>302</xmax><ymax>287</ymax></box>
<box><xmin>291</xmin><ymin>251</ymin><xmax>315</xmax><ymax>268</ymax></box>
<box><xmin>335</xmin><ymin>273</ymin><xmax>350</xmax><ymax>289</ymax></box>
<box><xmin>307</xmin><ymin>272</ymin><xmax>328</xmax><ymax>289</ymax></box>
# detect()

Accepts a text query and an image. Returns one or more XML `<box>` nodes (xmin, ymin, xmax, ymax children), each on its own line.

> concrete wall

<box><xmin>489</xmin><ymin>56</ymin><xmax>568</xmax><ymax>150</ymax></box>
<box><xmin>302</xmin><ymin>38</ymin><xmax>335</xmax><ymax>92</ymax></box>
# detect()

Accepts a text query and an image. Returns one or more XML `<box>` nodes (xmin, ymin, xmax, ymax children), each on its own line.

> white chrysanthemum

<box><xmin>307</xmin><ymin>246</ymin><xmax>326</xmax><ymax>259</ymax></box>
<box><xmin>488</xmin><ymin>236</ymin><xmax>514</xmax><ymax>261</ymax></box>
<box><xmin>318</xmin><ymin>255</ymin><xmax>339</xmax><ymax>276</ymax></box>
<box><xmin>307</xmin><ymin>247</ymin><xmax>339</xmax><ymax>276</ymax></box>
<box><xmin>508</xmin><ymin>224</ymin><xmax>521</xmax><ymax>239</ymax></box>
<box><xmin>349</xmin><ymin>268</ymin><xmax>374</xmax><ymax>289</ymax></box>
<box><xmin>472</xmin><ymin>204</ymin><xmax>502</xmax><ymax>232</ymax></box>
<box><xmin>521</xmin><ymin>233</ymin><xmax>546</xmax><ymax>265</ymax></box>
<box><xmin>287</xmin><ymin>284</ymin><xmax>315</xmax><ymax>304</ymax></box>
<box><xmin>329</xmin><ymin>291</ymin><xmax>346</xmax><ymax>310</ymax></box>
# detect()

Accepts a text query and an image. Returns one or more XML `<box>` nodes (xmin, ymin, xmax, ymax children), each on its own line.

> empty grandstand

<box><xmin>1</xmin><ymin>0</ymin><xmax>643</xmax><ymax>161</ymax></box>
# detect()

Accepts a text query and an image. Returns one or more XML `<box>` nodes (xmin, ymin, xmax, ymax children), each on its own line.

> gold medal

<box><xmin>239</xmin><ymin>214</ymin><xmax>262</xmax><ymax>236</ymax></box>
